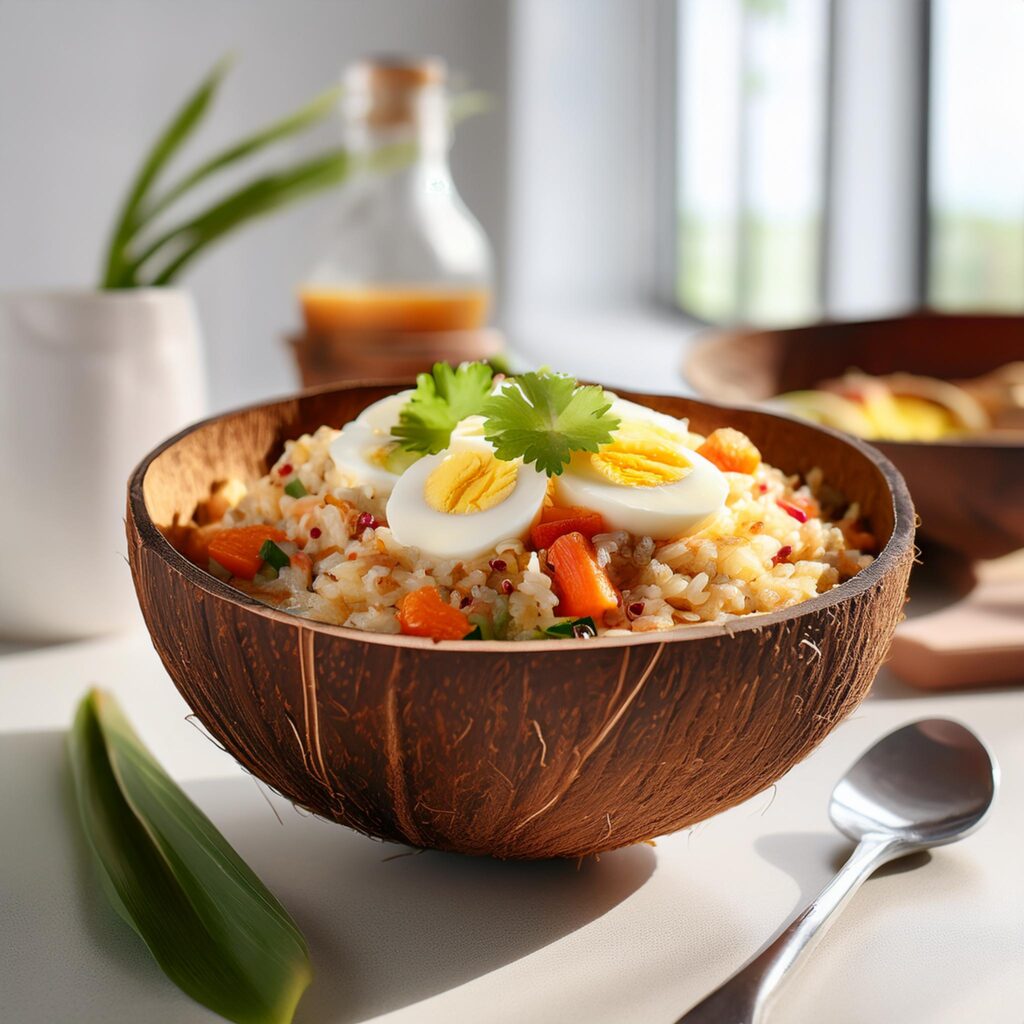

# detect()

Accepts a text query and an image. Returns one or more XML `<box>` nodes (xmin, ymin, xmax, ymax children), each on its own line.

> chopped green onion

<box><xmin>284</xmin><ymin>478</ymin><xmax>308</xmax><ymax>498</ymax></box>
<box><xmin>259</xmin><ymin>539</ymin><xmax>290</xmax><ymax>571</ymax></box>
<box><xmin>464</xmin><ymin>625</ymin><xmax>484</xmax><ymax>640</ymax></box>
<box><xmin>466</xmin><ymin>613</ymin><xmax>493</xmax><ymax>640</ymax></box>
<box><xmin>543</xmin><ymin>616</ymin><xmax>598</xmax><ymax>639</ymax></box>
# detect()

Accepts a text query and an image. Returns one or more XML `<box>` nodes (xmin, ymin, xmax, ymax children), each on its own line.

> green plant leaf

<box><xmin>101</xmin><ymin>54</ymin><xmax>233</xmax><ymax>288</ymax></box>
<box><xmin>140</xmin><ymin>85</ymin><xmax>342</xmax><ymax>227</ymax></box>
<box><xmin>68</xmin><ymin>689</ymin><xmax>312</xmax><ymax>1024</ymax></box>
<box><xmin>133</xmin><ymin>148</ymin><xmax>354</xmax><ymax>286</ymax></box>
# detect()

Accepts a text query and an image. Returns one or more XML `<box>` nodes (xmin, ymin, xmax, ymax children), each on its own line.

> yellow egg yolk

<box><xmin>424</xmin><ymin>450</ymin><xmax>519</xmax><ymax>514</ymax></box>
<box><xmin>589</xmin><ymin>421</ymin><xmax>692</xmax><ymax>487</ymax></box>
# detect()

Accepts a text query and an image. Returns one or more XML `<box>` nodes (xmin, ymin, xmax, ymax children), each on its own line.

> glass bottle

<box><xmin>300</xmin><ymin>57</ymin><xmax>493</xmax><ymax>337</ymax></box>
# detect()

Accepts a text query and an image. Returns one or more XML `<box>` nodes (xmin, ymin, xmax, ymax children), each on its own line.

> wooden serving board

<box><xmin>888</xmin><ymin>548</ymin><xmax>1024</xmax><ymax>690</ymax></box>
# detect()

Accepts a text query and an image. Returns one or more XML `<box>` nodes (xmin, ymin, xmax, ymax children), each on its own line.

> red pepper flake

<box><xmin>489</xmin><ymin>558</ymin><xmax>507</xmax><ymax>573</ymax></box>
<box><xmin>309</xmin><ymin>526</ymin><xmax>322</xmax><ymax>539</ymax></box>
<box><xmin>278</xmin><ymin>463</ymin><xmax>293</xmax><ymax>477</ymax></box>
<box><xmin>627</xmin><ymin>601</ymin><xmax>645</xmax><ymax>620</ymax></box>
<box><xmin>777</xmin><ymin>499</ymin><xmax>808</xmax><ymax>523</ymax></box>
<box><xmin>772</xmin><ymin>545</ymin><xmax>793</xmax><ymax>566</ymax></box>
<box><xmin>460</xmin><ymin>595</ymin><xmax>473</xmax><ymax>609</ymax></box>
<box><xmin>356</xmin><ymin>512</ymin><xmax>379</xmax><ymax>531</ymax></box>
<box><xmin>500</xmin><ymin>579</ymin><xmax>514</xmax><ymax>595</ymax></box>
<box><xmin>758</xmin><ymin>482</ymin><xmax>768</xmax><ymax>494</ymax></box>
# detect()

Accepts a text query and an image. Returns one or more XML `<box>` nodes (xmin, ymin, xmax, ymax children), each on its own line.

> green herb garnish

<box><xmin>466</xmin><ymin>612</ymin><xmax>494</xmax><ymax>640</ymax></box>
<box><xmin>259</xmin><ymin>539</ymin><xmax>290</xmax><ymax>571</ymax></box>
<box><xmin>464</xmin><ymin>624</ymin><xmax>484</xmax><ymax>640</ymax></box>
<box><xmin>283</xmin><ymin>478</ymin><xmax>308</xmax><ymax>498</ymax></box>
<box><xmin>543</xmin><ymin>616</ymin><xmax>598</xmax><ymax>639</ymax></box>
<box><xmin>68</xmin><ymin>689</ymin><xmax>312</xmax><ymax>1024</ymax></box>
<box><xmin>391</xmin><ymin>361</ymin><xmax>494</xmax><ymax>454</ymax></box>
<box><xmin>482</xmin><ymin>371</ymin><xmax>620</xmax><ymax>476</ymax></box>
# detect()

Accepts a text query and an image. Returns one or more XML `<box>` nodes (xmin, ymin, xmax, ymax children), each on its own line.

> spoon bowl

<box><xmin>829</xmin><ymin>718</ymin><xmax>998</xmax><ymax>850</ymax></box>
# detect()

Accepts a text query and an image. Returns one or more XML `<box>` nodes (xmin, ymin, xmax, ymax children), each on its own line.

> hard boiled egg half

<box><xmin>386</xmin><ymin>436</ymin><xmax>548</xmax><ymax>561</ymax></box>
<box><xmin>329</xmin><ymin>391</ymin><xmax>420</xmax><ymax>497</ymax></box>
<box><xmin>552</xmin><ymin>398</ymin><xmax>728</xmax><ymax>539</ymax></box>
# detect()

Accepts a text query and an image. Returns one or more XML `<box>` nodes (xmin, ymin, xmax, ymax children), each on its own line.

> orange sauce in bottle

<box><xmin>300</xmin><ymin>286</ymin><xmax>490</xmax><ymax>335</ymax></box>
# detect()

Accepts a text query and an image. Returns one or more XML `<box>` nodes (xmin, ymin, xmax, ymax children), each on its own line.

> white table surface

<box><xmin>2</xmin><ymin>615</ymin><xmax>1022</xmax><ymax>1024</ymax></box>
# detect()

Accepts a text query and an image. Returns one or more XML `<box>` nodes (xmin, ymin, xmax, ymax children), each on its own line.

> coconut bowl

<box><xmin>685</xmin><ymin>311</ymin><xmax>1024</xmax><ymax>560</ymax></box>
<box><xmin>127</xmin><ymin>382</ymin><xmax>914</xmax><ymax>860</ymax></box>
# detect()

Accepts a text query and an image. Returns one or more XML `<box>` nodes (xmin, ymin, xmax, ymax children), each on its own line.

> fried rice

<box><xmin>191</xmin><ymin>420</ymin><xmax>875</xmax><ymax>640</ymax></box>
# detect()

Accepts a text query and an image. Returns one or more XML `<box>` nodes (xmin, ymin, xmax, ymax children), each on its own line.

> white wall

<box><xmin>507</xmin><ymin>0</ymin><xmax>668</xmax><ymax>314</ymax></box>
<box><xmin>0</xmin><ymin>0</ymin><xmax>510</xmax><ymax>410</ymax></box>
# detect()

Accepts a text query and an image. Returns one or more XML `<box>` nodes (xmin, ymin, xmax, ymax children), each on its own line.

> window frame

<box><xmin>662</xmin><ymin>0</ymin><xmax>935</xmax><ymax>325</ymax></box>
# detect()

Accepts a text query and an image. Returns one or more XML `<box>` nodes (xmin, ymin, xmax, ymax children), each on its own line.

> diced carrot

<box><xmin>397</xmin><ymin>586</ymin><xmax>473</xmax><ymax>641</ymax></box>
<box><xmin>546</xmin><ymin>531</ymin><xmax>621</xmax><ymax>620</ymax></box>
<box><xmin>841</xmin><ymin>519</ymin><xmax>877</xmax><ymax>553</ymax></box>
<box><xmin>697</xmin><ymin>427</ymin><xmax>762</xmax><ymax>474</ymax></box>
<box><xmin>207</xmin><ymin>525</ymin><xmax>286</xmax><ymax>580</ymax></box>
<box><xmin>531</xmin><ymin>506</ymin><xmax>607</xmax><ymax>549</ymax></box>
<box><xmin>788</xmin><ymin>492</ymin><xmax>821</xmax><ymax>519</ymax></box>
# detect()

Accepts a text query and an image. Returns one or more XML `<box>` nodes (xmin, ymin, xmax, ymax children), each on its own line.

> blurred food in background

<box><xmin>774</xmin><ymin>362</ymin><xmax>1024</xmax><ymax>441</ymax></box>
<box><xmin>685</xmin><ymin>312</ymin><xmax>1024</xmax><ymax>561</ymax></box>
<box><xmin>292</xmin><ymin>56</ymin><xmax>500</xmax><ymax>386</ymax></box>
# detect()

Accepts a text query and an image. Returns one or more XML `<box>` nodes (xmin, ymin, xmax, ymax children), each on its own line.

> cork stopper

<box><xmin>344</xmin><ymin>56</ymin><xmax>447</xmax><ymax>129</ymax></box>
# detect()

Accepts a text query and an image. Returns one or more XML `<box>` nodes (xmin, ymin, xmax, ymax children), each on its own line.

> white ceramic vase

<box><xmin>0</xmin><ymin>288</ymin><xmax>207</xmax><ymax>641</ymax></box>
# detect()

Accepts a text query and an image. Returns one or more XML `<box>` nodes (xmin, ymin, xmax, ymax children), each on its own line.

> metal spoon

<box><xmin>676</xmin><ymin>718</ymin><xmax>998</xmax><ymax>1024</ymax></box>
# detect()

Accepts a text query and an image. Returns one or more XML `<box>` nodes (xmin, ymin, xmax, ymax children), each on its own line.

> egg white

<box><xmin>329</xmin><ymin>391</ymin><xmax>415</xmax><ymax>497</ymax></box>
<box><xmin>385</xmin><ymin>438</ymin><xmax>548</xmax><ymax>561</ymax></box>
<box><xmin>354</xmin><ymin>390</ymin><xmax>414</xmax><ymax>432</ymax></box>
<box><xmin>552</xmin><ymin>399</ymin><xmax>728</xmax><ymax>539</ymax></box>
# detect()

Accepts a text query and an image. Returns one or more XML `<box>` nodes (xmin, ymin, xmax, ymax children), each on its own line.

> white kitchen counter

<box><xmin>2</xmin><ymin>621</ymin><xmax>1022</xmax><ymax>1024</ymax></box>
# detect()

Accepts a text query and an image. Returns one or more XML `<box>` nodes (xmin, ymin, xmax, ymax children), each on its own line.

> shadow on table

<box><xmin>192</xmin><ymin>778</ymin><xmax>657</xmax><ymax>1024</ymax></box>
<box><xmin>754</xmin><ymin>830</ymin><xmax>933</xmax><ymax>908</ymax></box>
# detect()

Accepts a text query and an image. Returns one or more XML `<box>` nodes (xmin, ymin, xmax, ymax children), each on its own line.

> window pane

<box><xmin>677</xmin><ymin>0</ymin><xmax>743</xmax><ymax>319</ymax></box>
<box><xmin>677</xmin><ymin>0</ymin><xmax>828</xmax><ymax>324</ymax></box>
<box><xmin>929</xmin><ymin>0</ymin><xmax>1024</xmax><ymax>311</ymax></box>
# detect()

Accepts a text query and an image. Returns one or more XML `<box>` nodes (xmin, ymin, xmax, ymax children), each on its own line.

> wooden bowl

<box><xmin>685</xmin><ymin>312</ymin><xmax>1024</xmax><ymax>560</ymax></box>
<box><xmin>288</xmin><ymin>328</ymin><xmax>505</xmax><ymax>387</ymax></box>
<box><xmin>127</xmin><ymin>382</ymin><xmax>914</xmax><ymax>860</ymax></box>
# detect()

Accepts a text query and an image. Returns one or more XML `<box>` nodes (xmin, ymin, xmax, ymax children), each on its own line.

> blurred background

<box><xmin>3</xmin><ymin>0</ymin><xmax>1019</xmax><ymax>410</ymax></box>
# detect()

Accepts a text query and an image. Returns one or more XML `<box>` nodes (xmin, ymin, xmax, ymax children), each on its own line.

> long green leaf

<box><xmin>137</xmin><ymin>149</ymin><xmax>353</xmax><ymax>286</ymax></box>
<box><xmin>139</xmin><ymin>85</ymin><xmax>342</xmax><ymax>227</ymax></box>
<box><xmin>101</xmin><ymin>55</ymin><xmax>233</xmax><ymax>289</ymax></box>
<box><xmin>130</xmin><ymin>144</ymin><xmax>410</xmax><ymax>286</ymax></box>
<box><xmin>68</xmin><ymin>689</ymin><xmax>312</xmax><ymax>1024</ymax></box>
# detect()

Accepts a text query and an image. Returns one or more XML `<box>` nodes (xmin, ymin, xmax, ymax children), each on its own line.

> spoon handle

<box><xmin>675</xmin><ymin>836</ymin><xmax>901</xmax><ymax>1024</ymax></box>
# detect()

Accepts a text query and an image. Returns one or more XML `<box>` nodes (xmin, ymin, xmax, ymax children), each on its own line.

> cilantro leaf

<box><xmin>391</xmin><ymin>362</ymin><xmax>494</xmax><ymax>453</ymax></box>
<box><xmin>482</xmin><ymin>372</ymin><xmax>620</xmax><ymax>476</ymax></box>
